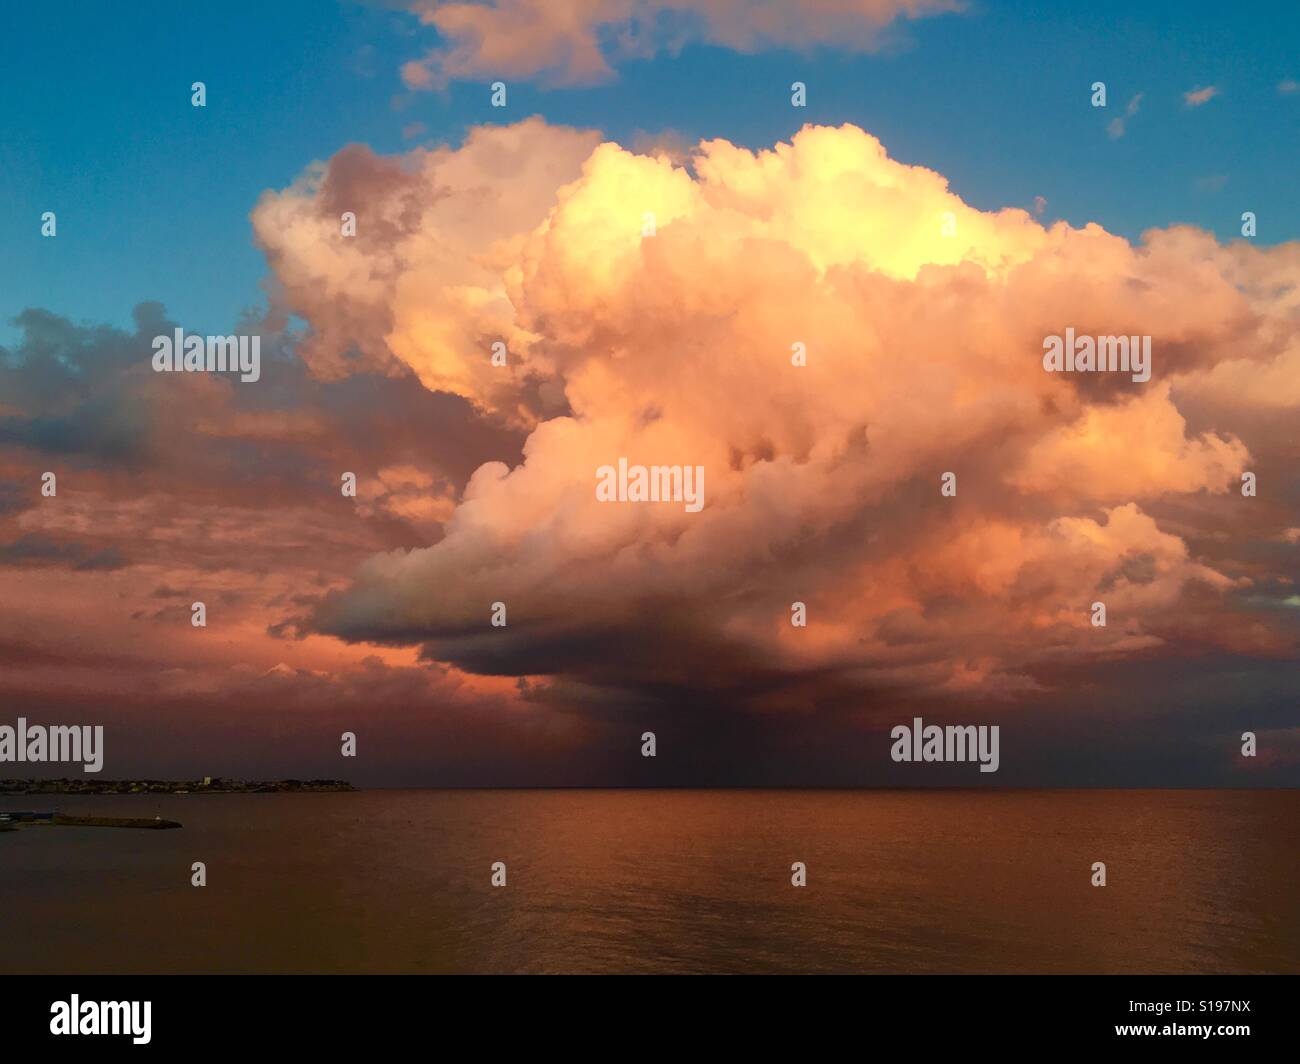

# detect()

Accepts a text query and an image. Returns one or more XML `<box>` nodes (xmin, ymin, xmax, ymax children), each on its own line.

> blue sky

<box><xmin>1</xmin><ymin>0</ymin><xmax>1297</xmax><ymax>346</ymax></box>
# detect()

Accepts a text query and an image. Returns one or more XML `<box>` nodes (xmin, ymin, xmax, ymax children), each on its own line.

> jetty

<box><xmin>0</xmin><ymin>811</ymin><xmax>181</xmax><ymax>830</ymax></box>
<box><xmin>48</xmin><ymin>814</ymin><xmax>181</xmax><ymax>830</ymax></box>
<box><xmin>1</xmin><ymin>777</ymin><xmax>355</xmax><ymax>796</ymax></box>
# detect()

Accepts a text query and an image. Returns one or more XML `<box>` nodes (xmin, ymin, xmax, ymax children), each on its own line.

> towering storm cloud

<box><xmin>250</xmin><ymin>120</ymin><xmax>1299</xmax><ymax>740</ymax></box>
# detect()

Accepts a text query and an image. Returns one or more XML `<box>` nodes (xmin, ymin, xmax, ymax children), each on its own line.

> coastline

<box><xmin>0</xmin><ymin>778</ymin><xmax>355</xmax><ymax>796</ymax></box>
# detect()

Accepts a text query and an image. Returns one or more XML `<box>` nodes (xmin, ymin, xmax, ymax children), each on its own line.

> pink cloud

<box><xmin>399</xmin><ymin>0</ymin><xmax>964</xmax><ymax>89</ymax></box>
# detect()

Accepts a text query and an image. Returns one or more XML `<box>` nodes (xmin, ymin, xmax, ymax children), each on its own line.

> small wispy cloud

<box><xmin>1194</xmin><ymin>174</ymin><xmax>1228</xmax><ymax>193</ymax></box>
<box><xmin>1279</xmin><ymin>78</ymin><xmax>1299</xmax><ymax>96</ymax></box>
<box><xmin>1107</xmin><ymin>92</ymin><xmax>1144</xmax><ymax>138</ymax></box>
<box><xmin>1031</xmin><ymin>195</ymin><xmax>1047</xmax><ymax>217</ymax></box>
<box><xmin>1184</xmin><ymin>84</ymin><xmax>1220</xmax><ymax>107</ymax></box>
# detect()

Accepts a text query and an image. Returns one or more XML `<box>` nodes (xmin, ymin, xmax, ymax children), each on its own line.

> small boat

<box><xmin>0</xmin><ymin>810</ymin><xmax>56</xmax><ymax>822</ymax></box>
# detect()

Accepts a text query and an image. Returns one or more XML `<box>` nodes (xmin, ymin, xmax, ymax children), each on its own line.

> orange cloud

<box><xmin>252</xmin><ymin>120</ymin><xmax>1300</xmax><ymax>709</ymax></box>
<box><xmin>253</xmin><ymin>120</ymin><xmax>604</xmax><ymax>421</ymax></box>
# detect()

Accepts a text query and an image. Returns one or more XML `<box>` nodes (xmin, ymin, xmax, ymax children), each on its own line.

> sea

<box><xmin>1</xmin><ymin>789</ymin><xmax>1296</xmax><ymax>974</ymax></box>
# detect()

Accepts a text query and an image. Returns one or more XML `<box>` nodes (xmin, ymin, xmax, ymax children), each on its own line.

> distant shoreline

<box><xmin>0</xmin><ymin>778</ymin><xmax>355</xmax><ymax>795</ymax></box>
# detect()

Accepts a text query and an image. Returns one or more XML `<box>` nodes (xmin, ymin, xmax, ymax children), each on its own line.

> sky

<box><xmin>0</xmin><ymin>0</ymin><xmax>1298</xmax><ymax>786</ymax></box>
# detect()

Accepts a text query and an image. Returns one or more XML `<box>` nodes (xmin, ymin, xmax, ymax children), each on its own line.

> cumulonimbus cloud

<box><xmin>399</xmin><ymin>0</ymin><xmax>964</xmax><ymax>88</ymax></box>
<box><xmin>252</xmin><ymin>119</ymin><xmax>1300</xmax><ymax>715</ymax></box>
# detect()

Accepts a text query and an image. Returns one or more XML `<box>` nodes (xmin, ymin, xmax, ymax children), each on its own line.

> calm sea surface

<box><xmin>1</xmin><ymin>789</ymin><xmax>1296</xmax><ymax>974</ymax></box>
